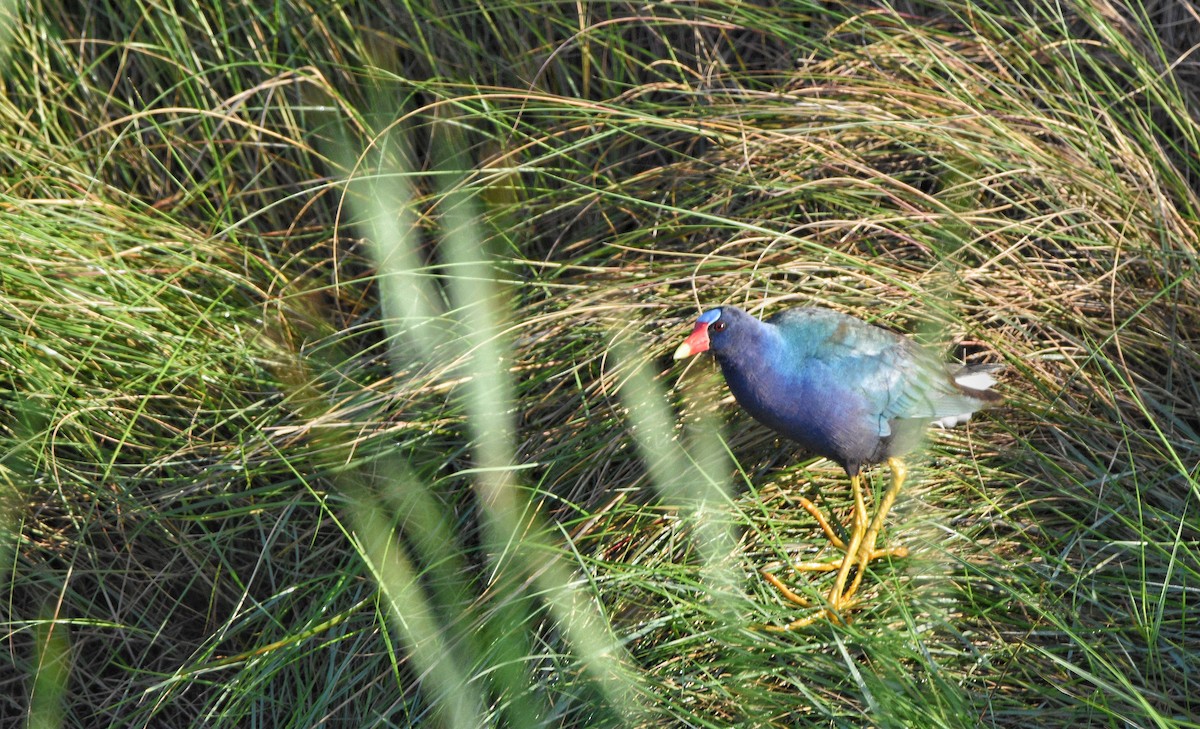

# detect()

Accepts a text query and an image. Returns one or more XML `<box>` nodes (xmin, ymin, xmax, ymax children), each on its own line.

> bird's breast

<box><xmin>723</xmin><ymin>361</ymin><xmax>841</xmax><ymax>445</ymax></box>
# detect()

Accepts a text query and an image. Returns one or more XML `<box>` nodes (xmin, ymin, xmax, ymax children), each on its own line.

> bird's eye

<box><xmin>710</xmin><ymin>321</ymin><xmax>727</xmax><ymax>334</ymax></box>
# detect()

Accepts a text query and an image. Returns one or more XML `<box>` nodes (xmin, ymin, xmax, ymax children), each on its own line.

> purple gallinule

<box><xmin>674</xmin><ymin>305</ymin><xmax>999</xmax><ymax>628</ymax></box>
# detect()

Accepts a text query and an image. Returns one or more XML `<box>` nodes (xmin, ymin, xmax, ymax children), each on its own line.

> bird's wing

<box><xmin>772</xmin><ymin>309</ymin><xmax>980</xmax><ymax>435</ymax></box>
<box><xmin>874</xmin><ymin>345</ymin><xmax>980</xmax><ymax>421</ymax></box>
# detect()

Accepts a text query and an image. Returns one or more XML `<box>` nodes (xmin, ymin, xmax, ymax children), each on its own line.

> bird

<box><xmin>673</xmin><ymin>304</ymin><xmax>1000</xmax><ymax>629</ymax></box>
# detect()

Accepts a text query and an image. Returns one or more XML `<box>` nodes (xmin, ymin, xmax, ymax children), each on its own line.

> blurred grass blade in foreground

<box><xmin>612</xmin><ymin>336</ymin><xmax>743</xmax><ymax>610</ymax></box>
<box><xmin>344</xmin><ymin>129</ymin><xmax>646</xmax><ymax>724</ymax></box>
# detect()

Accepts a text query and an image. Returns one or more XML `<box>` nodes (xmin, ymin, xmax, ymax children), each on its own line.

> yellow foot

<box><xmin>759</xmin><ymin>542</ymin><xmax>906</xmax><ymax>628</ymax></box>
<box><xmin>861</xmin><ymin>544</ymin><xmax>910</xmax><ymax>562</ymax></box>
<box><xmin>794</xmin><ymin>496</ymin><xmax>907</xmax><ymax>566</ymax></box>
<box><xmin>761</xmin><ymin>569</ymin><xmax>813</xmax><ymax>607</ymax></box>
<box><xmin>758</xmin><ymin>568</ymin><xmax>860</xmax><ymax>631</ymax></box>
<box><xmin>759</xmin><ymin>604</ymin><xmax>858</xmax><ymax>632</ymax></box>
<box><xmin>760</xmin><ymin>462</ymin><xmax>912</xmax><ymax>631</ymax></box>
<box><xmin>768</xmin><ymin>499</ymin><xmax>908</xmax><ymax>586</ymax></box>
<box><xmin>776</xmin><ymin>544</ymin><xmax>909</xmax><ymax>575</ymax></box>
<box><xmin>760</xmin><ymin>475</ymin><xmax>867</xmax><ymax>630</ymax></box>
<box><xmin>797</xmin><ymin>496</ymin><xmax>847</xmax><ymax>550</ymax></box>
<box><xmin>761</xmin><ymin>545</ymin><xmax>907</xmax><ymax>605</ymax></box>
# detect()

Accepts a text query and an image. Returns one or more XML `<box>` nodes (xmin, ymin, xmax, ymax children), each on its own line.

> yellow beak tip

<box><xmin>672</xmin><ymin>343</ymin><xmax>693</xmax><ymax>360</ymax></box>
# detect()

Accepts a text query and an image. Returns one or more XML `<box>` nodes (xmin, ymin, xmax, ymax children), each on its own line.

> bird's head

<box><xmin>673</xmin><ymin>307</ymin><xmax>731</xmax><ymax>360</ymax></box>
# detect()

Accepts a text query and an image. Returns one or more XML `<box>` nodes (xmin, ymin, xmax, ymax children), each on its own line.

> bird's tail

<box><xmin>930</xmin><ymin>364</ymin><xmax>1002</xmax><ymax>429</ymax></box>
<box><xmin>951</xmin><ymin>363</ymin><xmax>1003</xmax><ymax>401</ymax></box>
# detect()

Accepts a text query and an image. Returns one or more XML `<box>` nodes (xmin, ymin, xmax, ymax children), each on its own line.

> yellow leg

<box><xmin>761</xmin><ymin>461</ymin><xmax>911</xmax><ymax>631</ymax></box>
<box><xmin>761</xmin><ymin>474</ymin><xmax>866</xmax><ymax>631</ymax></box>
<box><xmin>826</xmin><ymin>473</ymin><xmax>867</xmax><ymax>608</ymax></box>
<box><xmin>844</xmin><ymin>458</ymin><xmax>907</xmax><ymax>603</ymax></box>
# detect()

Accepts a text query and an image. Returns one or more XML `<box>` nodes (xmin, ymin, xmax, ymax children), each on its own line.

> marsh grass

<box><xmin>2</xmin><ymin>0</ymin><xmax>1199</xmax><ymax>726</ymax></box>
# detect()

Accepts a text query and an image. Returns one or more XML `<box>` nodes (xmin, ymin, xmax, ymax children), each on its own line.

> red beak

<box><xmin>673</xmin><ymin>322</ymin><xmax>710</xmax><ymax>359</ymax></box>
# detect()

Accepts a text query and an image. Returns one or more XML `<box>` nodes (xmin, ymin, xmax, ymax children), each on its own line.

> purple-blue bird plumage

<box><xmin>675</xmin><ymin>305</ymin><xmax>999</xmax><ymax>475</ymax></box>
